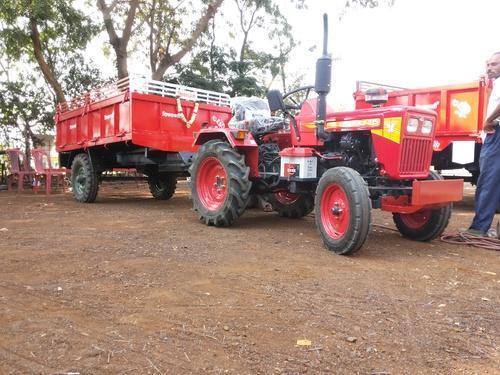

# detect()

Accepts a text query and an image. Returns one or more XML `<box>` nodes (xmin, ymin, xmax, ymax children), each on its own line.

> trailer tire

<box><xmin>315</xmin><ymin>167</ymin><xmax>371</xmax><ymax>255</ymax></box>
<box><xmin>189</xmin><ymin>140</ymin><xmax>251</xmax><ymax>226</ymax></box>
<box><xmin>266</xmin><ymin>192</ymin><xmax>314</xmax><ymax>218</ymax></box>
<box><xmin>148</xmin><ymin>173</ymin><xmax>177</xmax><ymax>200</ymax></box>
<box><xmin>393</xmin><ymin>171</ymin><xmax>451</xmax><ymax>241</ymax></box>
<box><xmin>71</xmin><ymin>153</ymin><xmax>99</xmax><ymax>203</ymax></box>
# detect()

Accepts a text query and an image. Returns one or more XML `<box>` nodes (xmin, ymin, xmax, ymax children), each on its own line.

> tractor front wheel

<box><xmin>315</xmin><ymin>167</ymin><xmax>371</xmax><ymax>255</ymax></box>
<box><xmin>393</xmin><ymin>171</ymin><xmax>451</xmax><ymax>241</ymax></box>
<box><xmin>148</xmin><ymin>173</ymin><xmax>177</xmax><ymax>200</ymax></box>
<box><xmin>266</xmin><ymin>191</ymin><xmax>314</xmax><ymax>218</ymax></box>
<box><xmin>71</xmin><ymin>153</ymin><xmax>99</xmax><ymax>203</ymax></box>
<box><xmin>189</xmin><ymin>140</ymin><xmax>251</xmax><ymax>226</ymax></box>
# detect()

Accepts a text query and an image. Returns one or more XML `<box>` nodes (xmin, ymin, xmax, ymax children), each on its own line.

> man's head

<box><xmin>486</xmin><ymin>52</ymin><xmax>500</xmax><ymax>80</ymax></box>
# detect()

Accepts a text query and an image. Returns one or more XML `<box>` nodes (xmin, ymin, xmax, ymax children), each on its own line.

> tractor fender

<box><xmin>193</xmin><ymin>128</ymin><xmax>259</xmax><ymax>177</ymax></box>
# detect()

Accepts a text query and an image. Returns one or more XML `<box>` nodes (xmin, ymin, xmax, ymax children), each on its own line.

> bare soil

<box><xmin>0</xmin><ymin>181</ymin><xmax>498</xmax><ymax>374</ymax></box>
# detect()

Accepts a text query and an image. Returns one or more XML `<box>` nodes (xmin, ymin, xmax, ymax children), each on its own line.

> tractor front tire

<box><xmin>266</xmin><ymin>191</ymin><xmax>314</xmax><ymax>218</ymax></box>
<box><xmin>189</xmin><ymin>140</ymin><xmax>251</xmax><ymax>226</ymax></box>
<box><xmin>315</xmin><ymin>167</ymin><xmax>371</xmax><ymax>255</ymax></box>
<box><xmin>393</xmin><ymin>171</ymin><xmax>451</xmax><ymax>241</ymax></box>
<box><xmin>148</xmin><ymin>173</ymin><xmax>177</xmax><ymax>200</ymax></box>
<box><xmin>71</xmin><ymin>153</ymin><xmax>99</xmax><ymax>203</ymax></box>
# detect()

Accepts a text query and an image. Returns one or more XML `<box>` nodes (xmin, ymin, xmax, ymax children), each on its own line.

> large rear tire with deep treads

<box><xmin>393</xmin><ymin>171</ymin><xmax>451</xmax><ymax>241</ymax></box>
<box><xmin>265</xmin><ymin>191</ymin><xmax>314</xmax><ymax>218</ymax></box>
<box><xmin>71</xmin><ymin>153</ymin><xmax>99</xmax><ymax>203</ymax></box>
<box><xmin>189</xmin><ymin>140</ymin><xmax>251</xmax><ymax>226</ymax></box>
<box><xmin>148</xmin><ymin>173</ymin><xmax>177</xmax><ymax>200</ymax></box>
<box><xmin>315</xmin><ymin>167</ymin><xmax>371</xmax><ymax>255</ymax></box>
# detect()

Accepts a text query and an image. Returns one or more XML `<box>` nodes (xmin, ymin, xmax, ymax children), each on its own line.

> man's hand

<box><xmin>483</xmin><ymin>120</ymin><xmax>497</xmax><ymax>133</ymax></box>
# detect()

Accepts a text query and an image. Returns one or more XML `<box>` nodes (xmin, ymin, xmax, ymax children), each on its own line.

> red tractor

<box><xmin>189</xmin><ymin>15</ymin><xmax>464</xmax><ymax>254</ymax></box>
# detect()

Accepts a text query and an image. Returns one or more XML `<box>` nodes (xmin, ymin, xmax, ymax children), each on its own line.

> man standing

<box><xmin>467</xmin><ymin>52</ymin><xmax>500</xmax><ymax>236</ymax></box>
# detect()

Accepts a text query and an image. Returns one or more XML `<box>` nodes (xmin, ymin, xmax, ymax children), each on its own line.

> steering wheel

<box><xmin>282</xmin><ymin>85</ymin><xmax>315</xmax><ymax>111</ymax></box>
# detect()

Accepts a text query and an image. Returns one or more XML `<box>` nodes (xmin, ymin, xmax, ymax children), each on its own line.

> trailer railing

<box><xmin>58</xmin><ymin>76</ymin><xmax>231</xmax><ymax>113</ymax></box>
<box><xmin>356</xmin><ymin>80</ymin><xmax>407</xmax><ymax>93</ymax></box>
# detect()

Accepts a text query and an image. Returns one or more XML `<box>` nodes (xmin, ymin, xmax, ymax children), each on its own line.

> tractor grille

<box><xmin>399</xmin><ymin>137</ymin><xmax>432</xmax><ymax>175</ymax></box>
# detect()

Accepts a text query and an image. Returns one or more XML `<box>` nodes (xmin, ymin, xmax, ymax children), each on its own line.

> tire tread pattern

<box><xmin>148</xmin><ymin>174</ymin><xmax>177</xmax><ymax>200</ymax></box>
<box><xmin>189</xmin><ymin>140</ymin><xmax>251</xmax><ymax>227</ymax></box>
<box><xmin>71</xmin><ymin>153</ymin><xmax>99</xmax><ymax>203</ymax></box>
<box><xmin>314</xmin><ymin>167</ymin><xmax>371</xmax><ymax>255</ymax></box>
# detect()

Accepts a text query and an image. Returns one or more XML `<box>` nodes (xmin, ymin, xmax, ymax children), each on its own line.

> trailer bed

<box><xmin>56</xmin><ymin>77</ymin><xmax>232</xmax><ymax>153</ymax></box>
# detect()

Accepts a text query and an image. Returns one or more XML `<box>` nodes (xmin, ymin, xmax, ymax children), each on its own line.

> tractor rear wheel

<box><xmin>71</xmin><ymin>153</ymin><xmax>99</xmax><ymax>203</ymax></box>
<box><xmin>189</xmin><ymin>140</ymin><xmax>251</xmax><ymax>226</ymax></box>
<box><xmin>148</xmin><ymin>173</ymin><xmax>177</xmax><ymax>200</ymax></box>
<box><xmin>266</xmin><ymin>191</ymin><xmax>314</xmax><ymax>218</ymax></box>
<box><xmin>315</xmin><ymin>167</ymin><xmax>371</xmax><ymax>255</ymax></box>
<box><xmin>393</xmin><ymin>171</ymin><xmax>451</xmax><ymax>241</ymax></box>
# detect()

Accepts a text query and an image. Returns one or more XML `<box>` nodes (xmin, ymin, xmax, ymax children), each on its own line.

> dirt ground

<box><xmin>0</xmin><ymin>181</ymin><xmax>498</xmax><ymax>374</ymax></box>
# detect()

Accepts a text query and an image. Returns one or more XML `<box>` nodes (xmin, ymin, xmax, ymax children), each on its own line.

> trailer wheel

<box><xmin>148</xmin><ymin>173</ymin><xmax>177</xmax><ymax>200</ymax></box>
<box><xmin>189</xmin><ymin>140</ymin><xmax>251</xmax><ymax>226</ymax></box>
<box><xmin>315</xmin><ymin>167</ymin><xmax>371</xmax><ymax>255</ymax></box>
<box><xmin>393</xmin><ymin>171</ymin><xmax>451</xmax><ymax>241</ymax></box>
<box><xmin>71</xmin><ymin>153</ymin><xmax>99</xmax><ymax>203</ymax></box>
<box><xmin>266</xmin><ymin>191</ymin><xmax>314</xmax><ymax>218</ymax></box>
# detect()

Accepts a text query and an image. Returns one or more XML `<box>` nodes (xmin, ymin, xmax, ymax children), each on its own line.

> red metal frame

<box><xmin>56</xmin><ymin>90</ymin><xmax>232</xmax><ymax>154</ymax></box>
<box><xmin>193</xmin><ymin>128</ymin><xmax>259</xmax><ymax>178</ymax></box>
<box><xmin>354</xmin><ymin>79</ymin><xmax>492</xmax><ymax>152</ymax></box>
<box><xmin>380</xmin><ymin>179</ymin><xmax>463</xmax><ymax>214</ymax></box>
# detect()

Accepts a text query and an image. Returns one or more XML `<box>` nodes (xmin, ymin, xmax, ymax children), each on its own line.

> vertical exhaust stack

<box><xmin>315</xmin><ymin>13</ymin><xmax>332</xmax><ymax>140</ymax></box>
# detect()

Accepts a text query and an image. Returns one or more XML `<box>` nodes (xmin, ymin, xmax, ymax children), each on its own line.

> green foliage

<box><xmin>0</xmin><ymin>0</ymin><xmax>98</xmax><ymax>61</ymax></box>
<box><xmin>0</xmin><ymin>74</ymin><xmax>53</xmax><ymax>148</ymax></box>
<box><xmin>0</xmin><ymin>0</ymin><xmax>102</xmax><ymax>151</ymax></box>
<box><xmin>172</xmin><ymin>0</ymin><xmax>301</xmax><ymax>97</ymax></box>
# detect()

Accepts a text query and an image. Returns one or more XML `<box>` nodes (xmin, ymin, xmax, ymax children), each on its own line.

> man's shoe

<box><xmin>486</xmin><ymin>229</ymin><xmax>498</xmax><ymax>238</ymax></box>
<box><xmin>462</xmin><ymin>228</ymin><xmax>487</xmax><ymax>237</ymax></box>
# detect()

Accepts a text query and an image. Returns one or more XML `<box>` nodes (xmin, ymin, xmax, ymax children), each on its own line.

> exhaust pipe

<box><xmin>315</xmin><ymin>13</ymin><xmax>332</xmax><ymax>141</ymax></box>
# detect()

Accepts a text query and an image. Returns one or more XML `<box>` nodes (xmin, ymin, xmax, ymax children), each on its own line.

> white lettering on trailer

<box><xmin>451</xmin><ymin>99</ymin><xmax>472</xmax><ymax>119</ymax></box>
<box><xmin>212</xmin><ymin>115</ymin><xmax>225</xmax><ymax>128</ymax></box>
<box><xmin>69</xmin><ymin>123</ymin><xmax>76</xmax><ymax>130</ymax></box>
<box><xmin>104</xmin><ymin>113</ymin><xmax>114</xmax><ymax>121</ymax></box>
<box><xmin>161</xmin><ymin>111</ymin><xmax>183</xmax><ymax>119</ymax></box>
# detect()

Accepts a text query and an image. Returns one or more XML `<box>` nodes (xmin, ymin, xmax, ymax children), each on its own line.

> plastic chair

<box><xmin>32</xmin><ymin>148</ymin><xmax>67</xmax><ymax>194</ymax></box>
<box><xmin>6</xmin><ymin>148</ymin><xmax>35</xmax><ymax>192</ymax></box>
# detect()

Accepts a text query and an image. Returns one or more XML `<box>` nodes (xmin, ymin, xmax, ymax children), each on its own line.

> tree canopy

<box><xmin>0</xmin><ymin>0</ymin><xmax>395</xmax><ymax>154</ymax></box>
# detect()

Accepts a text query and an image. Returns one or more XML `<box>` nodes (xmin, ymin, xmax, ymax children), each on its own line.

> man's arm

<box><xmin>484</xmin><ymin>103</ymin><xmax>500</xmax><ymax>132</ymax></box>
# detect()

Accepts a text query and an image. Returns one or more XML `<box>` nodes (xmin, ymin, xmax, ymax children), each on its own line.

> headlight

<box><xmin>421</xmin><ymin>119</ymin><xmax>433</xmax><ymax>135</ymax></box>
<box><xmin>407</xmin><ymin>117</ymin><xmax>419</xmax><ymax>132</ymax></box>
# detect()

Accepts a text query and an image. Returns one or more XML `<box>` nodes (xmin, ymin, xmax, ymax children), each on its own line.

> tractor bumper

<box><xmin>381</xmin><ymin>179</ymin><xmax>463</xmax><ymax>214</ymax></box>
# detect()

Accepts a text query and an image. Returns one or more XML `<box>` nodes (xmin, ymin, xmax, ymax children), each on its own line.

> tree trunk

<box><xmin>152</xmin><ymin>0</ymin><xmax>224</xmax><ymax>80</ymax></box>
<box><xmin>115</xmin><ymin>46</ymin><xmax>129</xmax><ymax>80</ymax></box>
<box><xmin>97</xmin><ymin>0</ymin><xmax>139</xmax><ymax>80</ymax></box>
<box><xmin>280</xmin><ymin>63</ymin><xmax>287</xmax><ymax>92</ymax></box>
<box><xmin>29</xmin><ymin>17</ymin><xmax>66</xmax><ymax>104</ymax></box>
<box><xmin>23</xmin><ymin>124</ymin><xmax>31</xmax><ymax>168</ymax></box>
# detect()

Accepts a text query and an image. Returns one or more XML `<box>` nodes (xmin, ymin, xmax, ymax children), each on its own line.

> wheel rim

<box><xmin>320</xmin><ymin>183</ymin><xmax>350</xmax><ymax>239</ymax></box>
<box><xmin>274</xmin><ymin>191</ymin><xmax>300</xmax><ymax>205</ymax></box>
<box><xmin>196</xmin><ymin>157</ymin><xmax>228</xmax><ymax>211</ymax></box>
<box><xmin>399</xmin><ymin>209</ymin><xmax>432</xmax><ymax>229</ymax></box>
<box><xmin>73</xmin><ymin>165</ymin><xmax>86</xmax><ymax>195</ymax></box>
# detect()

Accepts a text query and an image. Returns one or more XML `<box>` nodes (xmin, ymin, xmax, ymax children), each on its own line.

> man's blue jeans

<box><xmin>470</xmin><ymin>126</ymin><xmax>500</xmax><ymax>233</ymax></box>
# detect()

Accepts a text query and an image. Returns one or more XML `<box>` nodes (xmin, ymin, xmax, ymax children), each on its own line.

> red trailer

<box><xmin>55</xmin><ymin>76</ymin><xmax>232</xmax><ymax>202</ymax></box>
<box><xmin>354</xmin><ymin>78</ymin><xmax>493</xmax><ymax>183</ymax></box>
